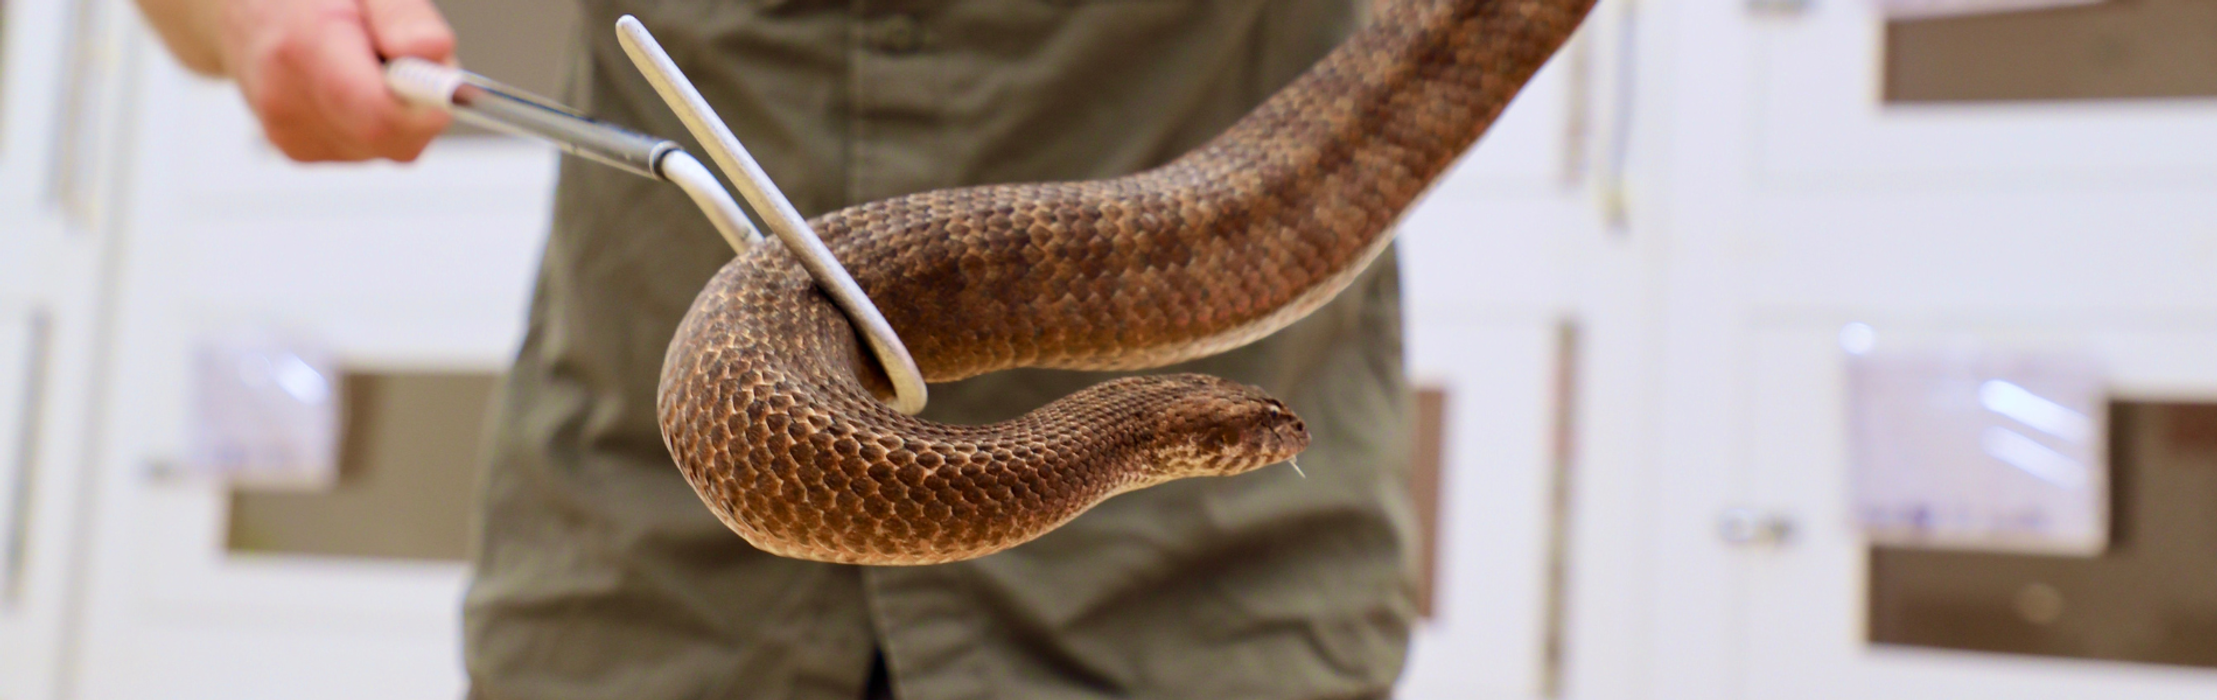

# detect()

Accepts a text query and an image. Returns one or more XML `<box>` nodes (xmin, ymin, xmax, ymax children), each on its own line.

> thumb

<box><xmin>360</xmin><ymin>0</ymin><xmax>455</xmax><ymax>63</ymax></box>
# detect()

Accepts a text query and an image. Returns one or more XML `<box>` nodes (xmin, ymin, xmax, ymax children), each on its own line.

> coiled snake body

<box><xmin>658</xmin><ymin>0</ymin><xmax>1596</xmax><ymax>565</ymax></box>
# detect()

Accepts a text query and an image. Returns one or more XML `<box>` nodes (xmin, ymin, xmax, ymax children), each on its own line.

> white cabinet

<box><xmin>1636</xmin><ymin>1</ymin><xmax>2217</xmax><ymax>698</ymax></box>
<box><xmin>0</xmin><ymin>301</ymin><xmax>64</xmax><ymax>700</ymax></box>
<box><xmin>0</xmin><ymin>0</ymin><xmax>129</xmax><ymax>696</ymax></box>
<box><xmin>1393</xmin><ymin>31</ymin><xmax>1621</xmax><ymax>698</ymax></box>
<box><xmin>1752</xmin><ymin>1</ymin><xmax>2217</xmax><ymax>185</ymax></box>
<box><xmin>1741</xmin><ymin>323</ymin><xmax>2217</xmax><ymax>700</ymax></box>
<box><xmin>1399</xmin><ymin>320</ymin><xmax>1572</xmax><ymax>699</ymax></box>
<box><xmin>59</xmin><ymin>17</ymin><xmax>556</xmax><ymax>699</ymax></box>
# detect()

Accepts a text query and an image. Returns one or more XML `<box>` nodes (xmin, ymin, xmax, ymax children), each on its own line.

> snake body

<box><xmin>658</xmin><ymin>0</ymin><xmax>1596</xmax><ymax>565</ymax></box>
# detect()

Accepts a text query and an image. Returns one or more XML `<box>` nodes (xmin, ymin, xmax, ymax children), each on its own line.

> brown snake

<box><xmin>657</xmin><ymin>0</ymin><xmax>1597</xmax><ymax>565</ymax></box>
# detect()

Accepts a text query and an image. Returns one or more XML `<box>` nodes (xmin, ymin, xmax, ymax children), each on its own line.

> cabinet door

<box><xmin>63</xmin><ymin>24</ymin><xmax>559</xmax><ymax>700</ymax></box>
<box><xmin>0</xmin><ymin>0</ymin><xmax>126</xmax><ymax>696</ymax></box>
<box><xmin>1399</xmin><ymin>320</ymin><xmax>1571</xmax><ymax>699</ymax></box>
<box><xmin>1753</xmin><ymin>1</ymin><xmax>2217</xmax><ymax>184</ymax></box>
<box><xmin>1393</xmin><ymin>34</ymin><xmax>1602</xmax><ymax>698</ymax></box>
<box><xmin>1741</xmin><ymin>323</ymin><xmax>2217</xmax><ymax>700</ymax></box>
<box><xmin>0</xmin><ymin>303</ymin><xmax>52</xmax><ymax>700</ymax></box>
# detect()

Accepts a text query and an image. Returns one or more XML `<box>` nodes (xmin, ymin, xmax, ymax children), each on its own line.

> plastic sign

<box><xmin>183</xmin><ymin>330</ymin><xmax>342</xmax><ymax>490</ymax></box>
<box><xmin>1844</xmin><ymin>326</ymin><xmax>2108</xmax><ymax>555</ymax></box>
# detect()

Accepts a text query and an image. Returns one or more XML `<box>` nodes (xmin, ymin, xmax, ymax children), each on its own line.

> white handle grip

<box><xmin>382</xmin><ymin>57</ymin><xmax>466</xmax><ymax>109</ymax></box>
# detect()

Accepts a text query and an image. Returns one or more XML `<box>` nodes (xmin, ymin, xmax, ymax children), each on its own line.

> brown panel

<box><xmin>1885</xmin><ymin>0</ymin><xmax>2217</xmax><ymax>103</ymax></box>
<box><xmin>1871</xmin><ymin>402</ymin><xmax>2217</xmax><ymax>668</ymax></box>
<box><xmin>1411</xmin><ymin>386</ymin><xmax>1448</xmax><ymax>619</ymax></box>
<box><xmin>226</xmin><ymin>372</ymin><xmax>498</xmax><ymax>561</ymax></box>
<box><xmin>1538</xmin><ymin>321</ymin><xmax>1577</xmax><ymax>698</ymax></box>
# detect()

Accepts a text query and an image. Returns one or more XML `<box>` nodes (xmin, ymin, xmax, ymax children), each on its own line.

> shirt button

<box><xmin>866</xmin><ymin>14</ymin><xmax>926</xmax><ymax>54</ymax></box>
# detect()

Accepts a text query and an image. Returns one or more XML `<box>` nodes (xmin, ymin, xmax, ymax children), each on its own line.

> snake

<box><xmin>657</xmin><ymin>0</ymin><xmax>1597</xmax><ymax>565</ymax></box>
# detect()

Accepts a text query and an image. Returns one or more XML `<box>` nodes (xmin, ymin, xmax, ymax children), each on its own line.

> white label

<box><xmin>1848</xmin><ymin>345</ymin><xmax>2108</xmax><ymax>555</ymax></box>
<box><xmin>184</xmin><ymin>329</ymin><xmax>342</xmax><ymax>491</ymax></box>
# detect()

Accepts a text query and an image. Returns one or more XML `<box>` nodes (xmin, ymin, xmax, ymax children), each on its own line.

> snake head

<box><xmin>1138</xmin><ymin>374</ymin><xmax>1311</xmax><ymax>482</ymax></box>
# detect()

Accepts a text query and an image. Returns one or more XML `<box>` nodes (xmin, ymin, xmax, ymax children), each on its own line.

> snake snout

<box><xmin>1261</xmin><ymin>399</ymin><xmax>1309</xmax><ymax>454</ymax></box>
<box><xmin>1147</xmin><ymin>377</ymin><xmax>1311</xmax><ymax>480</ymax></box>
<box><xmin>1213</xmin><ymin>400</ymin><xmax>1311</xmax><ymax>478</ymax></box>
<box><xmin>1254</xmin><ymin>400</ymin><xmax>1312</xmax><ymax>464</ymax></box>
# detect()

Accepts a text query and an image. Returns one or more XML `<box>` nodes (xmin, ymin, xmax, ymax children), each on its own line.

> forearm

<box><xmin>135</xmin><ymin>0</ymin><xmax>227</xmax><ymax>76</ymax></box>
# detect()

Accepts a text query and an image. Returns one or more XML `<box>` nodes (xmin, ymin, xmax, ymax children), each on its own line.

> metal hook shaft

<box><xmin>615</xmin><ymin>15</ymin><xmax>930</xmax><ymax>415</ymax></box>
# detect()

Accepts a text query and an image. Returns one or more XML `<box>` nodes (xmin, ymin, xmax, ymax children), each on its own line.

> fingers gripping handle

<box><xmin>383</xmin><ymin>57</ymin><xmax>675</xmax><ymax>179</ymax></box>
<box><xmin>382</xmin><ymin>56</ymin><xmax>466</xmax><ymax>106</ymax></box>
<box><xmin>382</xmin><ymin>58</ymin><xmax>762</xmax><ymax>254</ymax></box>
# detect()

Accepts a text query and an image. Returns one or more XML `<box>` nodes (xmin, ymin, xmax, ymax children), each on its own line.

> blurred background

<box><xmin>5</xmin><ymin>0</ymin><xmax>2217</xmax><ymax>697</ymax></box>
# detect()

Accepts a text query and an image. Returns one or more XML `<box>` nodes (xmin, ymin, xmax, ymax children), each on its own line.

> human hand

<box><xmin>213</xmin><ymin>0</ymin><xmax>456</xmax><ymax>162</ymax></box>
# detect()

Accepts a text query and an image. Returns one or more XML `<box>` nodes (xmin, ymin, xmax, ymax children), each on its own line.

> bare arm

<box><xmin>136</xmin><ymin>0</ymin><xmax>226</xmax><ymax>74</ymax></box>
<box><xmin>131</xmin><ymin>0</ymin><xmax>458</xmax><ymax>162</ymax></box>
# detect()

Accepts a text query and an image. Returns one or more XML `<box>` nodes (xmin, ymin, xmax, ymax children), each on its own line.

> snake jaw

<box><xmin>1137</xmin><ymin>377</ymin><xmax>1311</xmax><ymax>483</ymax></box>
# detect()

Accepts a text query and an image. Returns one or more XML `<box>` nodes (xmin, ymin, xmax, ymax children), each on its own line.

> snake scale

<box><xmin>658</xmin><ymin>0</ymin><xmax>1597</xmax><ymax>565</ymax></box>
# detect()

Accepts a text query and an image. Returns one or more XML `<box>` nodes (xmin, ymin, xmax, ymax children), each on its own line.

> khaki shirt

<box><xmin>464</xmin><ymin>1</ymin><xmax>1416</xmax><ymax>698</ymax></box>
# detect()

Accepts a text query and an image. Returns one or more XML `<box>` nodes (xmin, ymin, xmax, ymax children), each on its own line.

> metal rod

<box><xmin>661</xmin><ymin>151</ymin><xmax>763</xmax><ymax>251</ymax></box>
<box><xmin>615</xmin><ymin>15</ymin><xmax>930</xmax><ymax>415</ymax></box>
<box><xmin>385</xmin><ymin>57</ymin><xmax>677</xmax><ymax>180</ymax></box>
<box><xmin>382</xmin><ymin>58</ymin><xmax>761</xmax><ymax>251</ymax></box>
